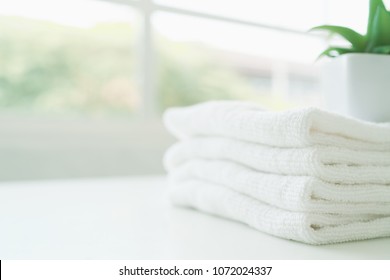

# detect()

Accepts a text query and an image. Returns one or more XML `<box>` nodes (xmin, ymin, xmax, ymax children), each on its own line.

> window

<box><xmin>0</xmin><ymin>0</ymin><xmax>370</xmax><ymax>180</ymax></box>
<box><xmin>0</xmin><ymin>0</ymin><xmax>138</xmax><ymax>117</ymax></box>
<box><xmin>154</xmin><ymin>12</ymin><xmax>324</xmax><ymax>110</ymax></box>
<box><xmin>155</xmin><ymin>0</ymin><xmax>327</xmax><ymax>31</ymax></box>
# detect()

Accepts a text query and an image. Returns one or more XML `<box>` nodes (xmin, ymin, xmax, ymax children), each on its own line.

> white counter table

<box><xmin>0</xmin><ymin>177</ymin><xmax>389</xmax><ymax>259</ymax></box>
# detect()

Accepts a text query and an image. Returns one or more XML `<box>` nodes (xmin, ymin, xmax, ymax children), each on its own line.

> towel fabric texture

<box><xmin>170</xmin><ymin>180</ymin><xmax>390</xmax><ymax>245</ymax></box>
<box><xmin>168</xmin><ymin>160</ymin><xmax>390</xmax><ymax>215</ymax></box>
<box><xmin>163</xmin><ymin>101</ymin><xmax>390</xmax><ymax>245</ymax></box>
<box><xmin>164</xmin><ymin>101</ymin><xmax>390</xmax><ymax>150</ymax></box>
<box><xmin>165</xmin><ymin>137</ymin><xmax>390</xmax><ymax>184</ymax></box>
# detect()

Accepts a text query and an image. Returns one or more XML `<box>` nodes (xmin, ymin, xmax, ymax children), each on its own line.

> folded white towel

<box><xmin>164</xmin><ymin>137</ymin><xmax>390</xmax><ymax>184</ymax></box>
<box><xmin>170</xmin><ymin>179</ymin><xmax>390</xmax><ymax>245</ymax></box>
<box><xmin>169</xmin><ymin>159</ymin><xmax>390</xmax><ymax>215</ymax></box>
<box><xmin>163</xmin><ymin>101</ymin><xmax>390</xmax><ymax>151</ymax></box>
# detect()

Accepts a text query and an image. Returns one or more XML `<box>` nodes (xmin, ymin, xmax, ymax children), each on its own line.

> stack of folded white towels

<box><xmin>163</xmin><ymin>101</ymin><xmax>390</xmax><ymax>245</ymax></box>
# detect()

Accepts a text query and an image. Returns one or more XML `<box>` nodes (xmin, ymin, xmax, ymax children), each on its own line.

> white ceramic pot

<box><xmin>321</xmin><ymin>53</ymin><xmax>390</xmax><ymax>122</ymax></box>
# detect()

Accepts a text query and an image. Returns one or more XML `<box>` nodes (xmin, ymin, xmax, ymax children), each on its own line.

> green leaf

<box><xmin>366</xmin><ymin>5</ymin><xmax>390</xmax><ymax>51</ymax></box>
<box><xmin>373</xmin><ymin>45</ymin><xmax>390</xmax><ymax>54</ymax></box>
<box><xmin>310</xmin><ymin>25</ymin><xmax>366</xmax><ymax>51</ymax></box>
<box><xmin>367</xmin><ymin>0</ymin><xmax>386</xmax><ymax>35</ymax></box>
<box><xmin>317</xmin><ymin>47</ymin><xmax>355</xmax><ymax>59</ymax></box>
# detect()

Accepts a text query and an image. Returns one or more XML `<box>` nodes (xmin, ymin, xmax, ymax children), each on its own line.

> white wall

<box><xmin>0</xmin><ymin>116</ymin><xmax>175</xmax><ymax>181</ymax></box>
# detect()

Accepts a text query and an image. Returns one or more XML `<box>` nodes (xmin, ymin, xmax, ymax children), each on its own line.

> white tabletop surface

<box><xmin>0</xmin><ymin>176</ymin><xmax>389</xmax><ymax>260</ymax></box>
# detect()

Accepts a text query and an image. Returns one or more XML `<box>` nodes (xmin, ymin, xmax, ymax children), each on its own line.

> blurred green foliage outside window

<box><xmin>0</xmin><ymin>15</ymin><xmax>292</xmax><ymax>118</ymax></box>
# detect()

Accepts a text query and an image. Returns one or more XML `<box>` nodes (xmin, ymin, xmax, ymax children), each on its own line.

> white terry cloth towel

<box><xmin>168</xmin><ymin>159</ymin><xmax>390</xmax><ymax>215</ymax></box>
<box><xmin>169</xmin><ymin>179</ymin><xmax>390</xmax><ymax>245</ymax></box>
<box><xmin>164</xmin><ymin>137</ymin><xmax>390</xmax><ymax>184</ymax></box>
<box><xmin>163</xmin><ymin>101</ymin><xmax>390</xmax><ymax>151</ymax></box>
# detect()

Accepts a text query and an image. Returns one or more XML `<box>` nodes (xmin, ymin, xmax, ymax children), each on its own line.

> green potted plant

<box><xmin>311</xmin><ymin>0</ymin><xmax>390</xmax><ymax>122</ymax></box>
